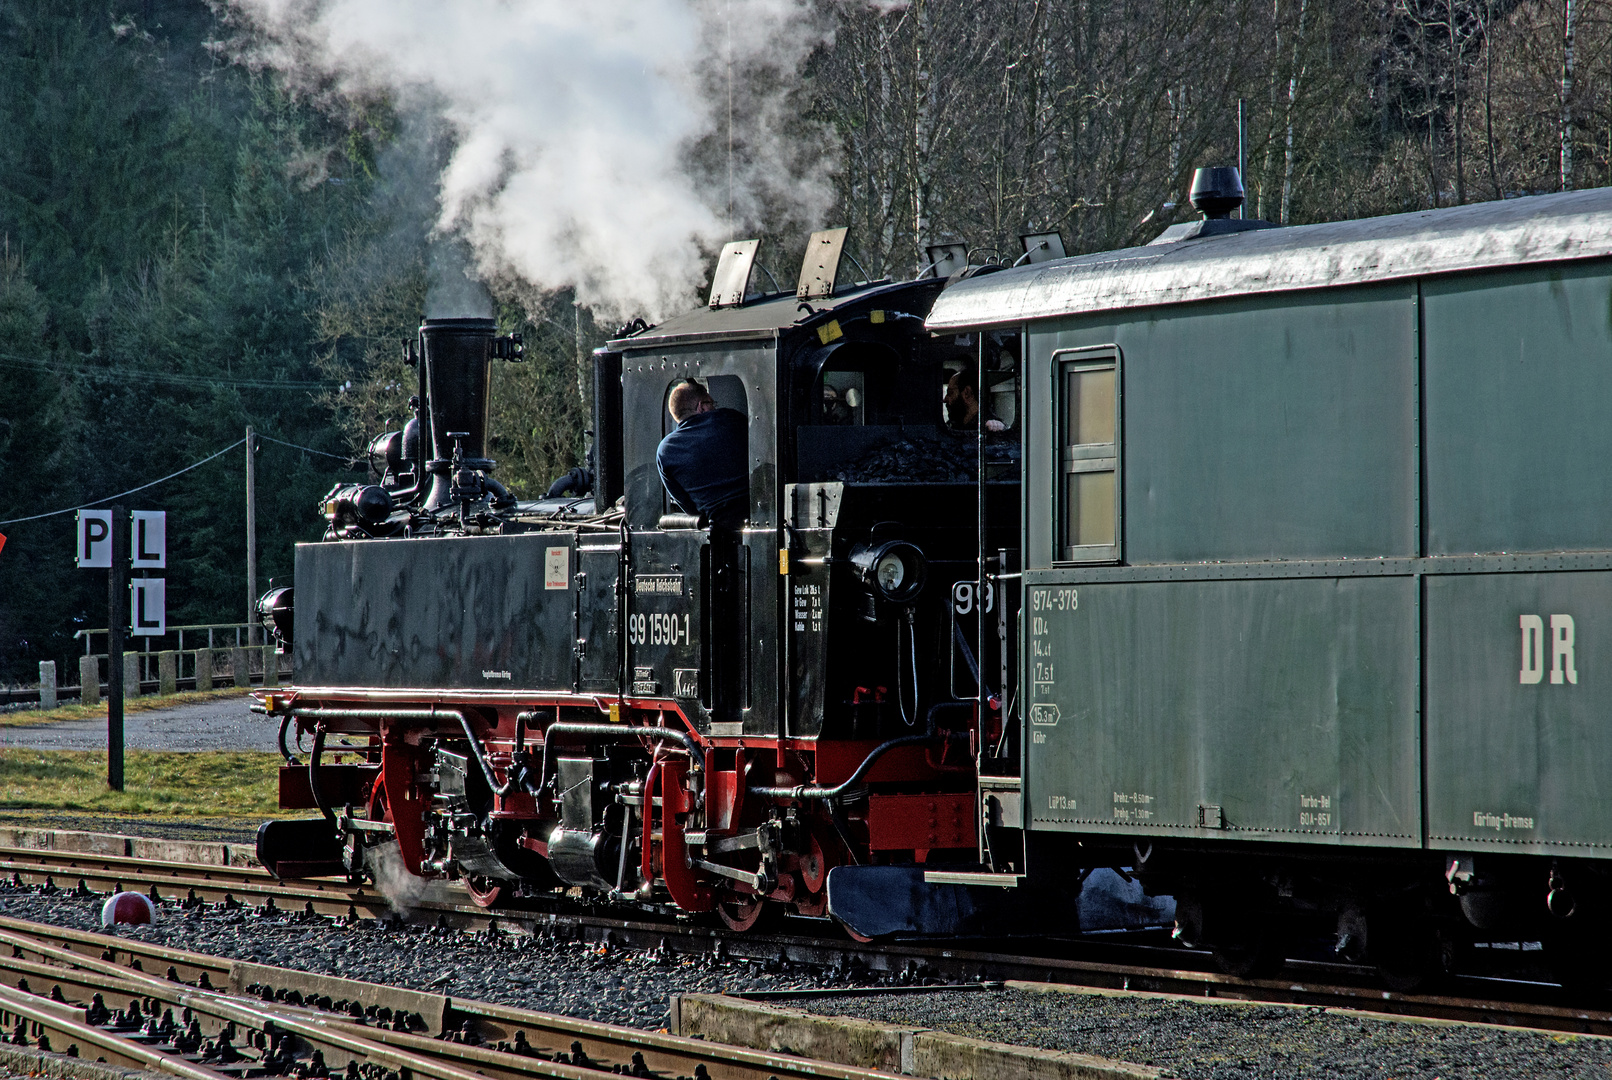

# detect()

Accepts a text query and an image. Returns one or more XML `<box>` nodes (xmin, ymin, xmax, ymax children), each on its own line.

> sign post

<box><xmin>78</xmin><ymin>508</ymin><xmax>166</xmax><ymax>792</ymax></box>
<box><xmin>106</xmin><ymin>507</ymin><xmax>125</xmax><ymax>792</ymax></box>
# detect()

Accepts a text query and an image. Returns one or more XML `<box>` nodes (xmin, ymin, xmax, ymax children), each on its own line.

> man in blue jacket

<box><xmin>656</xmin><ymin>379</ymin><xmax>748</xmax><ymax>527</ymax></box>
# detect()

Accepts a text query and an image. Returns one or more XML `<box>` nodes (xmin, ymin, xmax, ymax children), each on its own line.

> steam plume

<box><xmin>225</xmin><ymin>0</ymin><xmax>834</xmax><ymax>319</ymax></box>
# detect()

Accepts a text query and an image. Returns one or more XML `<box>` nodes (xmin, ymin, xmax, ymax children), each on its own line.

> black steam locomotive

<box><xmin>256</xmin><ymin>227</ymin><xmax>1031</xmax><ymax>933</ymax></box>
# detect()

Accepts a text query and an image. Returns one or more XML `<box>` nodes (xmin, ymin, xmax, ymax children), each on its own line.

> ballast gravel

<box><xmin>794</xmin><ymin>985</ymin><xmax>1612</xmax><ymax>1080</ymax></box>
<box><xmin>0</xmin><ymin>882</ymin><xmax>838</xmax><ymax>1031</ymax></box>
<box><xmin>0</xmin><ymin>876</ymin><xmax>1609</xmax><ymax>1079</ymax></box>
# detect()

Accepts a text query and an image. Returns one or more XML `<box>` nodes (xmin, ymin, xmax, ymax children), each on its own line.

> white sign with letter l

<box><xmin>131</xmin><ymin>578</ymin><xmax>165</xmax><ymax>636</ymax></box>
<box><xmin>131</xmin><ymin>511</ymin><xmax>166</xmax><ymax>568</ymax></box>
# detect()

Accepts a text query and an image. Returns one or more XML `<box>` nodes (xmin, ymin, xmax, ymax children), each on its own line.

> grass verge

<box><xmin>0</xmin><ymin>749</ymin><xmax>281</xmax><ymax>817</ymax></box>
<box><xmin>0</xmin><ymin>688</ymin><xmax>253</xmax><ymax>728</ymax></box>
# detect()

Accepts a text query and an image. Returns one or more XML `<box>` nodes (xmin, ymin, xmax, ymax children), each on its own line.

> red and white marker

<box><xmin>101</xmin><ymin>891</ymin><xmax>156</xmax><ymax>926</ymax></box>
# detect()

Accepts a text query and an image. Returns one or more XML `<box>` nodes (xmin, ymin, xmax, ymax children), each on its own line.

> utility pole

<box><xmin>245</xmin><ymin>425</ymin><xmax>258</xmax><ymax>646</ymax></box>
<box><xmin>107</xmin><ymin>506</ymin><xmax>125</xmax><ymax>792</ymax></box>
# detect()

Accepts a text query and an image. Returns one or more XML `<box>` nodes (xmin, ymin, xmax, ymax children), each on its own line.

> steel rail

<box><xmin>0</xmin><ymin>919</ymin><xmax>906</xmax><ymax>1080</ymax></box>
<box><xmin>0</xmin><ymin>848</ymin><xmax>397</xmax><ymax>921</ymax></box>
<box><xmin>0</xmin><ymin>980</ymin><xmax>232</xmax><ymax>1079</ymax></box>
<box><xmin>5</xmin><ymin>846</ymin><xmax>1612</xmax><ymax>1042</ymax></box>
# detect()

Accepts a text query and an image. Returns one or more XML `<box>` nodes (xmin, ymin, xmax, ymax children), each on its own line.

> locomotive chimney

<box><xmin>420</xmin><ymin>317</ymin><xmax>496</xmax><ymax>511</ymax></box>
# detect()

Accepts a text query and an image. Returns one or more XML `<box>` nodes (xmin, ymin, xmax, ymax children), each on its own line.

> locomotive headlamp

<box><xmin>849</xmin><ymin>540</ymin><xmax>926</xmax><ymax>604</ymax></box>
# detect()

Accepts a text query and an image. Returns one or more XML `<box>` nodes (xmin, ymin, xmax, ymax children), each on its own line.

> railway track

<box><xmin>0</xmin><ymin>916</ymin><xmax>902</xmax><ymax>1080</ymax></box>
<box><xmin>2</xmin><ymin>844</ymin><xmax>1610</xmax><ymax>1049</ymax></box>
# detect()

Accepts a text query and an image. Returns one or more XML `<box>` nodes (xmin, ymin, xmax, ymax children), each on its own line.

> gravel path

<box><xmin>0</xmin><ymin>698</ymin><xmax>278</xmax><ymax>752</ymax></box>
<box><xmin>793</xmin><ymin>985</ymin><xmax>1612</xmax><ymax>1080</ymax></box>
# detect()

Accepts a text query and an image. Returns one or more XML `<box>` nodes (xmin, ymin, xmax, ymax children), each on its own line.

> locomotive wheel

<box><xmin>464</xmin><ymin>875</ymin><xmax>506</xmax><ymax>909</ymax></box>
<box><xmin>717</xmin><ymin>892</ymin><xmax>764</xmax><ymax>932</ymax></box>
<box><xmin>1369</xmin><ymin>911</ymin><xmax>1443</xmax><ymax>993</ymax></box>
<box><xmin>839</xmin><ymin>921</ymin><xmax>875</xmax><ymax>944</ymax></box>
<box><xmin>797</xmin><ymin>835</ymin><xmax>826</xmax><ymax>894</ymax></box>
<box><xmin>1543</xmin><ymin>929</ymin><xmax>1610</xmax><ymax>995</ymax></box>
<box><xmin>1202</xmin><ymin>900</ymin><xmax>1284</xmax><ymax>978</ymax></box>
<box><xmin>1210</xmin><ymin>938</ymin><xmax>1283</xmax><ymax>979</ymax></box>
<box><xmin>793</xmin><ymin>890</ymin><xmax>828</xmax><ymax>918</ymax></box>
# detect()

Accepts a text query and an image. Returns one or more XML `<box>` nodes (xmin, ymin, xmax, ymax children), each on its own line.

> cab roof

<box><xmin>926</xmin><ymin>187</ymin><xmax>1612</xmax><ymax>331</ymax></box>
<box><xmin>607</xmin><ymin>278</ymin><xmax>936</xmax><ymax>352</ymax></box>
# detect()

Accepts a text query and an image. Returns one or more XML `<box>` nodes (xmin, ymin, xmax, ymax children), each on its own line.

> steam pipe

<box><xmin>253</xmin><ymin>704</ymin><xmax>470</xmax><ymax>727</ymax></box>
<box><xmin>517</xmin><ymin>716</ymin><xmax>703</xmax><ymax>796</ymax></box>
<box><xmin>254</xmin><ymin>703</ymin><xmax>520</xmax><ymax>799</ymax></box>
<box><xmin>746</xmin><ymin>702</ymin><xmax>972</xmax><ymax>803</ymax></box>
<box><xmin>456</xmin><ymin>712</ymin><xmax>517</xmax><ymax>797</ymax></box>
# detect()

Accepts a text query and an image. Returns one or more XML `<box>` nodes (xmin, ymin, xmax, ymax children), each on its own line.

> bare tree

<box><xmin>1563</xmin><ymin>0</ymin><xmax>1580</xmax><ymax>188</ymax></box>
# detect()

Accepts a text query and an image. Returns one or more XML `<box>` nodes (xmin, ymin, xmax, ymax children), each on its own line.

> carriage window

<box><xmin>1057</xmin><ymin>351</ymin><xmax>1120</xmax><ymax>561</ymax></box>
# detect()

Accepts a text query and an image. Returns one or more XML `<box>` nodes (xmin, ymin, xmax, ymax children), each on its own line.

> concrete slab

<box><xmin>670</xmin><ymin>993</ymin><xmax>1162</xmax><ymax>1080</ymax></box>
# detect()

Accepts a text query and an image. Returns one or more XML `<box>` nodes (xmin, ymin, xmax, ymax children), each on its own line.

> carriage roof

<box><xmin>926</xmin><ymin>187</ymin><xmax>1612</xmax><ymax>332</ymax></box>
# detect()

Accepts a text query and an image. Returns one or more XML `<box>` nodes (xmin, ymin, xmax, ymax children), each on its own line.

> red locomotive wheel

<box><xmin>793</xmin><ymin>890</ymin><xmax>827</xmax><ymax>917</ymax></box>
<box><xmin>840</xmin><ymin>921</ymin><xmax>875</xmax><ymax>944</ymax></box>
<box><xmin>797</xmin><ymin>834</ymin><xmax>826</xmax><ymax>894</ymax></box>
<box><xmin>464</xmin><ymin>875</ymin><xmax>505</xmax><ymax>909</ymax></box>
<box><xmin>717</xmin><ymin>892</ymin><xmax>764</xmax><ymax>932</ymax></box>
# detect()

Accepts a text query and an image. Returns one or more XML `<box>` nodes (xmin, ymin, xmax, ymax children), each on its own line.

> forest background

<box><xmin>0</xmin><ymin>0</ymin><xmax>1604</xmax><ymax>682</ymax></box>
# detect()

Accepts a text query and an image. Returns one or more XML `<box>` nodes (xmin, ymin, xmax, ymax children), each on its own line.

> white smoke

<box><xmin>365</xmin><ymin>840</ymin><xmax>457</xmax><ymax>914</ymax></box>
<box><xmin>225</xmin><ymin>0</ymin><xmax>835</xmax><ymax>319</ymax></box>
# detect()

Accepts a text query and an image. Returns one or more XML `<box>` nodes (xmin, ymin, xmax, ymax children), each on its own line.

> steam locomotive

<box><xmin>255</xmin><ymin>222</ymin><xmax>1030</xmax><ymax>933</ymax></box>
<box><xmin>259</xmin><ymin>173</ymin><xmax>1612</xmax><ymax>989</ymax></box>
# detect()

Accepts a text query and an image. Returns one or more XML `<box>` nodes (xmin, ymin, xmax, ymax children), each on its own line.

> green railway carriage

<box><xmin>928</xmin><ymin>187</ymin><xmax>1612</xmax><ymax>981</ymax></box>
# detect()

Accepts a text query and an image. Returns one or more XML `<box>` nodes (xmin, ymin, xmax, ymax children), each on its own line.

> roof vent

<box><xmin>1149</xmin><ymin>166</ymin><xmax>1277</xmax><ymax>245</ymax></box>
<box><xmin>1190</xmin><ymin>167</ymin><xmax>1245</xmax><ymax>220</ymax></box>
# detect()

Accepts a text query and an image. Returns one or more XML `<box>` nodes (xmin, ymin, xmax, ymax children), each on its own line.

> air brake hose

<box><xmin>308</xmin><ymin>723</ymin><xmax>335</xmax><ymax>824</ymax></box>
<box><xmin>277</xmin><ymin>714</ymin><xmax>298</xmax><ymax>765</ymax></box>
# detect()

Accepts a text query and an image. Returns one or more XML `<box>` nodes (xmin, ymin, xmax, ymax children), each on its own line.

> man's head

<box><xmin>944</xmin><ymin>369</ymin><xmax>980</xmax><ymax>429</ymax></box>
<box><xmin>668</xmin><ymin>379</ymin><xmax>715</xmax><ymax>423</ymax></box>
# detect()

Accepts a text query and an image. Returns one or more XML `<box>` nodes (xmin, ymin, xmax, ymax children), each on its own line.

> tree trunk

<box><xmin>1449</xmin><ymin>0</ymin><xmax>1465</xmax><ymax>204</ymax></box>
<box><xmin>910</xmin><ymin>0</ymin><xmax>934</xmax><ymax>277</ymax></box>
<box><xmin>1281</xmin><ymin>0</ymin><xmax>1309</xmax><ymax>225</ymax></box>
<box><xmin>1562</xmin><ymin>0</ymin><xmax>1577</xmax><ymax>191</ymax></box>
<box><xmin>1484</xmin><ymin>0</ymin><xmax>1500</xmax><ymax>199</ymax></box>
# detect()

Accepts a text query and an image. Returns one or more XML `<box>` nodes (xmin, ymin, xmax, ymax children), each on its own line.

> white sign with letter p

<box><xmin>77</xmin><ymin>510</ymin><xmax>112</xmax><ymax>568</ymax></box>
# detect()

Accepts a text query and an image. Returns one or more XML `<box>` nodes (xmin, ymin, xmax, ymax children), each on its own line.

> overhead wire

<box><xmin>0</xmin><ymin>431</ymin><xmax>364</xmax><ymax>527</ymax></box>
<box><xmin>0</xmin><ymin>439</ymin><xmax>246</xmax><ymax>525</ymax></box>
<box><xmin>0</xmin><ymin>350</ymin><xmax>336</xmax><ymax>392</ymax></box>
<box><xmin>255</xmin><ymin>432</ymin><xmax>363</xmax><ymax>464</ymax></box>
